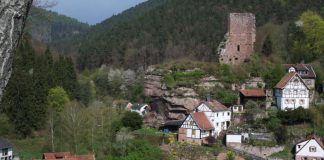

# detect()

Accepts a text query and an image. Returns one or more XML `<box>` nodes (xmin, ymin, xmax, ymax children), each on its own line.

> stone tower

<box><xmin>218</xmin><ymin>13</ymin><xmax>256</xmax><ymax>65</ymax></box>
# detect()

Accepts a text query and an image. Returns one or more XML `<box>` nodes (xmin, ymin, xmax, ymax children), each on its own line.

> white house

<box><xmin>274</xmin><ymin>72</ymin><xmax>310</xmax><ymax>110</ymax></box>
<box><xmin>125</xmin><ymin>103</ymin><xmax>149</xmax><ymax>116</ymax></box>
<box><xmin>178</xmin><ymin>112</ymin><xmax>215</xmax><ymax>145</ymax></box>
<box><xmin>295</xmin><ymin>135</ymin><xmax>324</xmax><ymax>160</ymax></box>
<box><xmin>193</xmin><ymin>100</ymin><xmax>231</xmax><ymax>136</ymax></box>
<box><xmin>0</xmin><ymin>138</ymin><xmax>13</xmax><ymax>160</ymax></box>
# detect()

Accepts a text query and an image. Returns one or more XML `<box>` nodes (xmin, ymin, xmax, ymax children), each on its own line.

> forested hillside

<box><xmin>26</xmin><ymin>7</ymin><xmax>90</xmax><ymax>44</ymax></box>
<box><xmin>53</xmin><ymin>0</ymin><xmax>324</xmax><ymax>70</ymax></box>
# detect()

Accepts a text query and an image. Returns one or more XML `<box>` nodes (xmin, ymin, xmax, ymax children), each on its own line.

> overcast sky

<box><xmin>49</xmin><ymin>0</ymin><xmax>147</xmax><ymax>25</ymax></box>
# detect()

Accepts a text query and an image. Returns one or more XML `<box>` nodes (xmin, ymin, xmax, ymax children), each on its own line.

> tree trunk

<box><xmin>0</xmin><ymin>0</ymin><xmax>33</xmax><ymax>99</ymax></box>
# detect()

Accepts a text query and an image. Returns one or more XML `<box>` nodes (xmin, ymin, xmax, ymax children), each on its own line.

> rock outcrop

<box><xmin>0</xmin><ymin>0</ymin><xmax>32</xmax><ymax>98</ymax></box>
<box><xmin>143</xmin><ymin>67</ymin><xmax>206</xmax><ymax>128</ymax></box>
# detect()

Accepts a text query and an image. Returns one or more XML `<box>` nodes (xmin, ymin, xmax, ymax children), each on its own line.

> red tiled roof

<box><xmin>274</xmin><ymin>72</ymin><xmax>297</xmax><ymax>89</ymax></box>
<box><xmin>203</xmin><ymin>100</ymin><xmax>228</xmax><ymax>112</ymax></box>
<box><xmin>192</xmin><ymin>112</ymin><xmax>214</xmax><ymax>131</ymax></box>
<box><xmin>240</xmin><ymin>89</ymin><xmax>266</xmax><ymax>97</ymax></box>
<box><xmin>43</xmin><ymin>152</ymin><xmax>94</xmax><ymax>160</ymax></box>
<box><xmin>274</xmin><ymin>72</ymin><xmax>309</xmax><ymax>90</ymax></box>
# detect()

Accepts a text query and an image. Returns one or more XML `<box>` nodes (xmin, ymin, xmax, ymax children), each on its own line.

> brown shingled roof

<box><xmin>192</xmin><ymin>112</ymin><xmax>214</xmax><ymax>131</ymax></box>
<box><xmin>203</xmin><ymin>100</ymin><xmax>228</xmax><ymax>112</ymax></box>
<box><xmin>240</xmin><ymin>89</ymin><xmax>266</xmax><ymax>97</ymax></box>
<box><xmin>274</xmin><ymin>72</ymin><xmax>297</xmax><ymax>89</ymax></box>
<box><xmin>274</xmin><ymin>72</ymin><xmax>309</xmax><ymax>89</ymax></box>
<box><xmin>283</xmin><ymin>64</ymin><xmax>316</xmax><ymax>79</ymax></box>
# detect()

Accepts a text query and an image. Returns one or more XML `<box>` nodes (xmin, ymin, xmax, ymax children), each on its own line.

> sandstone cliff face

<box><xmin>143</xmin><ymin>67</ymin><xmax>223</xmax><ymax>128</ymax></box>
<box><xmin>0</xmin><ymin>0</ymin><xmax>32</xmax><ymax>98</ymax></box>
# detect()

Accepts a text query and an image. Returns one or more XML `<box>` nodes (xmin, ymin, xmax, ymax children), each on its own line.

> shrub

<box><xmin>121</xmin><ymin>111</ymin><xmax>143</xmax><ymax>130</ymax></box>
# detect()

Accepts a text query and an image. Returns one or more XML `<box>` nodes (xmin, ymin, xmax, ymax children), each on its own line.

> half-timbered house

<box><xmin>274</xmin><ymin>72</ymin><xmax>310</xmax><ymax>110</ymax></box>
<box><xmin>193</xmin><ymin>100</ymin><xmax>231</xmax><ymax>136</ymax></box>
<box><xmin>178</xmin><ymin>112</ymin><xmax>214</xmax><ymax>145</ymax></box>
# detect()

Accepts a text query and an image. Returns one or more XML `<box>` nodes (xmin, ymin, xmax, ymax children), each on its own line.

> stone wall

<box><xmin>218</xmin><ymin>13</ymin><xmax>256</xmax><ymax>65</ymax></box>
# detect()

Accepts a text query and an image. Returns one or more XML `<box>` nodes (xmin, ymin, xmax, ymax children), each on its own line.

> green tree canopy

<box><xmin>121</xmin><ymin>111</ymin><xmax>143</xmax><ymax>131</ymax></box>
<box><xmin>47</xmin><ymin>86</ymin><xmax>70</xmax><ymax>112</ymax></box>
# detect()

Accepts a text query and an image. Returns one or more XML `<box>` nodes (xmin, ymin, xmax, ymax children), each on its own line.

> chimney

<box><xmin>206</xmin><ymin>94</ymin><xmax>211</xmax><ymax>102</ymax></box>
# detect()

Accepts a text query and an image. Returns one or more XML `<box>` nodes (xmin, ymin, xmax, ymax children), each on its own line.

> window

<box><xmin>299</xmin><ymin>99</ymin><xmax>305</xmax><ymax>105</ymax></box>
<box><xmin>192</xmin><ymin>130</ymin><xmax>196</xmax><ymax>137</ymax></box>
<box><xmin>285</xmin><ymin>99</ymin><xmax>289</xmax><ymax>104</ymax></box>
<box><xmin>227</xmin><ymin>112</ymin><xmax>230</xmax><ymax>116</ymax></box>
<box><xmin>222</xmin><ymin>112</ymin><xmax>224</xmax><ymax>116</ymax></box>
<box><xmin>298</xmin><ymin>145</ymin><xmax>301</xmax><ymax>148</ymax></box>
<box><xmin>2</xmin><ymin>148</ymin><xmax>8</xmax><ymax>156</ymax></box>
<box><xmin>216</xmin><ymin>123</ymin><xmax>219</xmax><ymax>126</ymax></box>
<box><xmin>237</xmin><ymin>45</ymin><xmax>240</xmax><ymax>52</ymax></box>
<box><xmin>217</xmin><ymin>113</ymin><xmax>218</xmax><ymax>117</ymax></box>
<box><xmin>309</xmin><ymin>146</ymin><xmax>316</xmax><ymax>152</ymax></box>
<box><xmin>294</xmin><ymin>90</ymin><xmax>297</xmax><ymax>95</ymax></box>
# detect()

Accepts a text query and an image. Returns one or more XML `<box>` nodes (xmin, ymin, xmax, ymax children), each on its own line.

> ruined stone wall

<box><xmin>218</xmin><ymin>13</ymin><xmax>256</xmax><ymax>65</ymax></box>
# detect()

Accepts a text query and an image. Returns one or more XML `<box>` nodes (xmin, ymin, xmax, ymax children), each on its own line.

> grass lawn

<box><xmin>10</xmin><ymin>137</ymin><xmax>47</xmax><ymax>160</ymax></box>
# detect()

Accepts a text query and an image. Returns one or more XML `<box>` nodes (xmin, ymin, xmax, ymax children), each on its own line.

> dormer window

<box><xmin>309</xmin><ymin>146</ymin><xmax>316</xmax><ymax>152</ymax></box>
<box><xmin>289</xmin><ymin>67</ymin><xmax>296</xmax><ymax>73</ymax></box>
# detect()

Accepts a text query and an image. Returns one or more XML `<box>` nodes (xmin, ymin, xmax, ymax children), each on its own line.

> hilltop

<box><xmin>52</xmin><ymin>0</ymin><xmax>324</xmax><ymax>70</ymax></box>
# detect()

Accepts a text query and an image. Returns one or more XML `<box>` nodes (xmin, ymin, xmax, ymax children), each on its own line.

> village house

<box><xmin>239</xmin><ymin>89</ymin><xmax>266</xmax><ymax>107</ymax></box>
<box><xmin>295</xmin><ymin>135</ymin><xmax>324</xmax><ymax>160</ymax></box>
<box><xmin>125</xmin><ymin>102</ymin><xmax>149</xmax><ymax>116</ymax></box>
<box><xmin>193</xmin><ymin>100</ymin><xmax>232</xmax><ymax>136</ymax></box>
<box><xmin>43</xmin><ymin>152</ymin><xmax>94</xmax><ymax>160</ymax></box>
<box><xmin>283</xmin><ymin>64</ymin><xmax>316</xmax><ymax>90</ymax></box>
<box><xmin>0</xmin><ymin>138</ymin><xmax>13</xmax><ymax>160</ymax></box>
<box><xmin>178</xmin><ymin>112</ymin><xmax>215</xmax><ymax>145</ymax></box>
<box><xmin>178</xmin><ymin>100</ymin><xmax>232</xmax><ymax>145</ymax></box>
<box><xmin>274</xmin><ymin>72</ymin><xmax>310</xmax><ymax>110</ymax></box>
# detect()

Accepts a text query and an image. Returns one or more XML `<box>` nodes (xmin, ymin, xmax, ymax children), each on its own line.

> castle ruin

<box><xmin>218</xmin><ymin>13</ymin><xmax>256</xmax><ymax>65</ymax></box>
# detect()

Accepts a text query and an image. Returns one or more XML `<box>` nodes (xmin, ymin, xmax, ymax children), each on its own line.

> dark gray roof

<box><xmin>0</xmin><ymin>138</ymin><xmax>12</xmax><ymax>149</ymax></box>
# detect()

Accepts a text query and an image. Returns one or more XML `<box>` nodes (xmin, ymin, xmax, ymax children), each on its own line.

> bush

<box><xmin>226</xmin><ymin>151</ymin><xmax>235</xmax><ymax>160</ymax></box>
<box><xmin>121</xmin><ymin>111</ymin><xmax>143</xmax><ymax>130</ymax></box>
<box><xmin>277</xmin><ymin>107</ymin><xmax>311</xmax><ymax>125</ymax></box>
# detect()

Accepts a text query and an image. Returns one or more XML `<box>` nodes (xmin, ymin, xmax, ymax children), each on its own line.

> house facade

<box><xmin>274</xmin><ymin>72</ymin><xmax>310</xmax><ymax>110</ymax></box>
<box><xmin>178</xmin><ymin>100</ymin><xmax>231</xmax><ymax>145</ymax></box>
<box><xmin>178</xmin><ymin>112</ymin><xmax>215</xmax><ymax>145</ymax></box>
<box><xmin>283</xmin><ymin>64</ymin><xmax>316</xmax><ymax>90</ymax></box>
<box><xmin>295</xmin><ymin>135</ymin><xmax>324</xmax><ymax>160</ymax></box>
<box><xmin>194</xmin><ymin>100</ymin><xmax>231</xmax><ymax>136</ymax></box>
<box><xmin>0</xmin><ymin>138</ymin><xmax>13</xmax><ymax>160</ymax></box>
